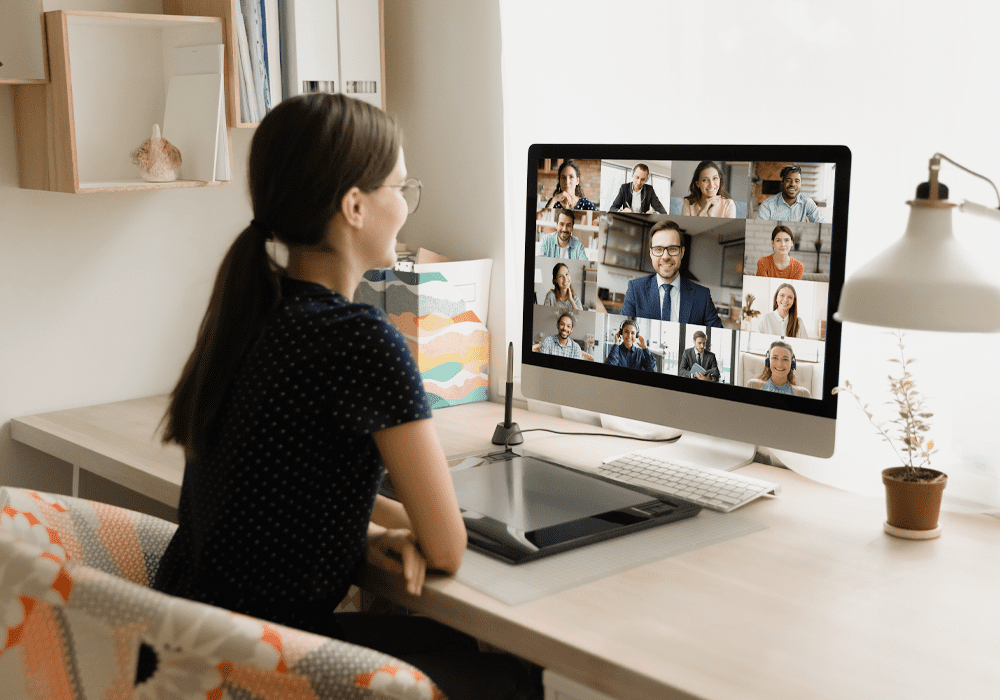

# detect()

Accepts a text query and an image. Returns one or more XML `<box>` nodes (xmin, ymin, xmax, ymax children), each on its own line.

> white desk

<box><xmin>12</xmin><ymin>397</ymin><xmax>1000</xmax><ymax>700</ymax></box>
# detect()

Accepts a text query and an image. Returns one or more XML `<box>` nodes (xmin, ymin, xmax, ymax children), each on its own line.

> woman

<box><xmin>543</xmin><ymin>262</ymin><xmax>582</xmax><ymax>310</ymax></box>
<box><xmin>756</xmin><ymin>282</ymin><xmax>809</xmax><ymax>338</ymax></box>
<box><xmin>756</xmin><ymin>225</ymin><xmax>804</xmax><ymax>279</ymax></box>
<box><xmin>154</xmin><ymin>94</ymin><xmax>536</xmax><ymax>700</ymax></box>
<box><xmin>746</xmin><ymin>340</ymin><xmax>809</xmax><ymax>396</ymax></box>
<box><xmin>682</xmin><ymin>160</ymin><xmax>737</xmax><ymax>218</ymax></box>
<box><xmin>543</xmin><ymin>159</ymin><xmax>597</xmax><ymax>210</ymax></box>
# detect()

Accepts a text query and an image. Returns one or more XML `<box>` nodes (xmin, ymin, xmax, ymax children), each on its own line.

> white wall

<box><xmin>0</xmin><ymin>96</ymin><xmax>255</xmax><ymax>516</ymax></box>
<box><xmin>382</xmin><ymin>0</ymin><xmax>507</xmax><ymax>399</ymax></box>
<box><xmin>499</xmin><ymin>0</ymin><xmax>1000</xmax><ymax>503</ymax></box>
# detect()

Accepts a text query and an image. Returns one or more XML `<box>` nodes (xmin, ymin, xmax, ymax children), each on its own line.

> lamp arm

<box><xmin>933</xmin><ymin>153</ymin><xmax>1000</xmax><ymax>208</ymax></box>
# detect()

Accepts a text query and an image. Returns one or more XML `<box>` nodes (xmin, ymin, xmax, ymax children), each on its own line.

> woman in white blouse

<box><xmin>756</xmin><ymin>283</ymin><xmax>809</xmax><ymax>338</ymax></box>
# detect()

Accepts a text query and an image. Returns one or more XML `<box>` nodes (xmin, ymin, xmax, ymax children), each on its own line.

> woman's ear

<box><xmin>340</xmin><ymin>186</ymin><xmax>364</xmax><ymax>229</ymax></box>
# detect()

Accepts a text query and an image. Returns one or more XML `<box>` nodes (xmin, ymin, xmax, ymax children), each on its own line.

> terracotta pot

<box><xmin>882</xmin><ymin>467</ymin><xmax>947</xmax><ymax>532</ymax></box>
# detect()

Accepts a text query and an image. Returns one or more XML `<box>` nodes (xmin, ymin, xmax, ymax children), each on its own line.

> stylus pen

<box><xmin>505</xmin><ymin>342</ymin><xmax>514</xmax><ymax>428</ymax></box>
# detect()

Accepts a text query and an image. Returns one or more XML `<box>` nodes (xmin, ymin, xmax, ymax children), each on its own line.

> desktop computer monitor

<box><xmin>521</xmin><ymin>145</ymin><xmax>851</xmax><ymax>459</ymax></box>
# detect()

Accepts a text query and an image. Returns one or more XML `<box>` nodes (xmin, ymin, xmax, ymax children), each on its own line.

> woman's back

<box><xmin>154</xmin><ymin>277</ymin><xmax>431</xmax><ymax>633</ymax></box>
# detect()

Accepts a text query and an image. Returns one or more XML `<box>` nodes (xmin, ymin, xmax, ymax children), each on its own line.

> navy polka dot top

<box><xmin>153</xmin><ymin>277</ymin><xmax>432</xmax><ymax>632</ymax></box>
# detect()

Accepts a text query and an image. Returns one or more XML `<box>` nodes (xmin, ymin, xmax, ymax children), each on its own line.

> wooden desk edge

<box><xmin>10</xmin><ymin>414</ymin><xmax>182</xmax><ymax>507</ymax></box>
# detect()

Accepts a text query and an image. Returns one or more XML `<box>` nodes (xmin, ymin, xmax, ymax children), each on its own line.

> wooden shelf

<box><xmin>13</xmin><ymin>10</ymin><xmax>230</xmax><ymax>193</ymax></box>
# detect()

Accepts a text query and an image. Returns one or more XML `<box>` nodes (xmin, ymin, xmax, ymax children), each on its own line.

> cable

<box><xmin>934</xmin><ymin>153</ymin><xmax>1000</xmax><ymax>207</ymax></box>
<box><xmin>484</xmin><ymin>426</ymin><xmax>681</xmax><ymax>461</ymax></box>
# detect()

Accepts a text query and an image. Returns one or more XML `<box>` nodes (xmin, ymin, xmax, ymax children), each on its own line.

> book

<box><xmin>262</xmin><ymin>0</ymin><xmax>282</xmax><ymax>107</ymax></box>
<box><xmin>234</xmin><ymin>3</ymin><xmax>259</xmax><ymax>122</ymax></box>
<box><xmin>241</xmin><ymin>0</ymin><xmax>270</xmax><ymax>115</ymax></box>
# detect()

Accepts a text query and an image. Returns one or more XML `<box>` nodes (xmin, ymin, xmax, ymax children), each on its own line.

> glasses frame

<box><xmin>382</xmin><ymin>178</ymin><xmax>422</xmax><ymax>214</ymax></box>
<box><xmin>649</xmin><ymin>245</ymin><xmax>683</xmax><ymax>258</ymax></box>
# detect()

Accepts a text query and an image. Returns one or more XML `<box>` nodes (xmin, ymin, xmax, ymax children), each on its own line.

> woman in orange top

<box><xmin>756</xmin><ymin>224</ymin><xmax>804</xmax><ymax>279</ymax></box>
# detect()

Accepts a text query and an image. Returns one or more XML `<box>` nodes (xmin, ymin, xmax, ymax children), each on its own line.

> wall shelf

<box><xmin>13</xmin><ymin>10</ymin><xmax>230</xmax><ymax>193</ymax></box>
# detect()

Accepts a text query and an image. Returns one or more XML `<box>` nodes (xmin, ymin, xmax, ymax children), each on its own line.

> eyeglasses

<box><xmin>382</xmin><ymin>178</ymin><xmax>422</xmax><ymax>214</ymax></box>
<box><xmin>650</xmin><ymin>245</ymin><xmax>682</xmax><ymax>257</ymax></box>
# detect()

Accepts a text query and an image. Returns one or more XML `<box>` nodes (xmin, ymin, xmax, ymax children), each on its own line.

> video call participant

<box><xmin>621</xmin><ymin>220</ymin><xmax>723</xmax><ymax>327</ymax></box>
<box><xmin>540</xmin><ymin>209</ymin><xmax>589</xmax><ymax>259</ymax></box>
<box><xmin>533</xmin><ymin>312</ymin><xmax>594</xmax><ymax>360</ymax></box>
<box><xmin>746</xmin><ymin>340</ymin><xmax>810</xmax><ymax>396</ymax></box>
<box><xmin>606</xmin><ymin>319</ymin><xmax>656</xmax><ymax>371</ymax></box>
<box><xmin>756</xmin><ymin>224</ymin><xmax>804</xmax><ymax>279</ymax></box>
<box><xmin>681</xmin><ymin>160</ymin><xmax>737</xmax><ymax>218</ymax></box>
<box><xmin>542</xmin><ymin>159</ymin><xmax>598</xmax><ymax>211</ymax></box>
<box><xmin>757</xmin><ymin>282</ymin><xmax>809</xmax><ymax>338</ymax></box>
<box><xmin>155</xmin><ymin>93</ymin><xmax>537</xmax><ymax>700</ymax></box>
<box><xmin>544</xmin><ymin>262</ymin><xmax>582</xmax><ymax>310</ymax></box>
<box><xmin>757</xmin><ymin>165</ymin><xmax>824</xmax><ymax>222</ymax></box>
<box><xmin>679</xmin><ymin>330</ymin><xmax>720</xmax><ymax>381</ymax></box>
<box><xmin>608</xmin><ymin>163</ymin><xmax>667</xmax><ymax>214</ymax></box>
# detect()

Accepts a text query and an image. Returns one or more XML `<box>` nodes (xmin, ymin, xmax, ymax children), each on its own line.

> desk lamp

<box><xmin>834</xmin><ymin>154</ymin><xmax>1000</xmax><ymax>331</ymax></box>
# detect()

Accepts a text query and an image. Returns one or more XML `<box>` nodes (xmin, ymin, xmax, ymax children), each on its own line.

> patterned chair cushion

<box><xmin>0</xmin><ymin>487</ymin><xmax>446</xmax><ymax>700</ymax></box>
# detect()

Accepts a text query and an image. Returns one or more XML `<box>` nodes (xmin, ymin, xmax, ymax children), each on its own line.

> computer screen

<box><xmin>521</xmin><ymin>145</ymin><xmax>851</xmax><ymax>458</ymax></box>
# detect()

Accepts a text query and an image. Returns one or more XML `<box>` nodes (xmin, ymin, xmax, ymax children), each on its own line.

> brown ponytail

<box><xmin>162</xmin><ymin>93</ymin><xmax>402</xmax><ymax>460</ymax></box>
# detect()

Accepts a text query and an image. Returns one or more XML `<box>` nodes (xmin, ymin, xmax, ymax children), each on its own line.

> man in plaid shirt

<box><xmin>534</xmin><ymin>313</ymin><xmax>589</xmax><ymax>359</ymax></box>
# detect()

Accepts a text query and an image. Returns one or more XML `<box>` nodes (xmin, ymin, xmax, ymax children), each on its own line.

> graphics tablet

<box><xmin>381</xmin><ymin>452</ymin><xmax>701</xmax><ymax>565</ymax></box>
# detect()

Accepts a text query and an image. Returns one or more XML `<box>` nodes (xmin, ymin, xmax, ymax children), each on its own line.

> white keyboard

<box><xmin>597</xmin><ymin>453</ymin><xmax>780</xmax><ymax>513</ymax></box>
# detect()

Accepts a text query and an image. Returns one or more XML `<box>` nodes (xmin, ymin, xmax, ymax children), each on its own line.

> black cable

<box><xmin>485</xmin><ymin>426</ymin><xmax>681</xmax><ymax>460</ymax></box>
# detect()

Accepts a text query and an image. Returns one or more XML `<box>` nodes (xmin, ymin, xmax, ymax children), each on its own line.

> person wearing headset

<box><xmin>605</xmin><ymin>318</ymin><xmax>656</xmax><ymax>371</ymax></box>
<box><xmin>745</xmin><ymin>340</ymin><xmax>810</xmax><ymax>396</ymax></box>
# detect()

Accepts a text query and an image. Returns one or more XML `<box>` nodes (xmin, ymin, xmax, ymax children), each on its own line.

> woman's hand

<box><xmin>704</xmin><ymin>195</ymin><xmax>722</xmax><ymax>215</ymax></box>
<box><xmin>636</xmin><ymin>334</ymin><xmax>647</xmax><ymax>350</ymax></box>
<box><xmin>367</xmin><ymin>524</ymin><xmax>427</xmax><ymax>595</ymax></box>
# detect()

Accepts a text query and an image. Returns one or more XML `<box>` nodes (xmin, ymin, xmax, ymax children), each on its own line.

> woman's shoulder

<box><xmin>575</xmin><ymin>198</ymin><xmax>597</xmax><ymax>210</ymax></box>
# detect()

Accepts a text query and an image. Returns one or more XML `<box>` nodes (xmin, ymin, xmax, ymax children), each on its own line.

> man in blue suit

<box><xmin>621</xmin><ymin>220</ymin><xmax>722</xmax><ymax>327</ymax></box>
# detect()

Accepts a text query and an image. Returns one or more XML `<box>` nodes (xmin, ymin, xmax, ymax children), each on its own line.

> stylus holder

<box><xmin>492</xmin><ymin>422</ymin><xmax>523</xmax><ymax>446</ymax></box>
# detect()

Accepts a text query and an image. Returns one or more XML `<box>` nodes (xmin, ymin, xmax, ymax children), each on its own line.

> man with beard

<box><xmin>606</xmin><ymin>319</ymin><xmax>656</xmax><ymax>371</ymax></box>
<box><xmin>757</xmin><ymin>164</ymin><xmax>824</xmax><ymax>222</ymax></box>
<box><xmin>534</xmin><ymin>312</ymin><xmax>593</xmax><ymax>360</ymax></box>
<box><xmin>540</xmin><ymin>209</ymin><xmax>589</xmax><ymax>259</ymax></box>
<box><xmin>620</xmin><ymin>220</ymin><xmax>722</xmax><ymax>327</ymax></box>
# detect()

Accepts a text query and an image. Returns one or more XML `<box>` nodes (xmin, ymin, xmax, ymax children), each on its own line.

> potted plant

<box><xmin>741</xmin><ymin>293</ymin><xmax>760</xmax><ymax>331</ymax></box>
<box><xmin>834</xmin><ymin>330</ymin><xmax>947</xmax><ymax>539</ymax></box>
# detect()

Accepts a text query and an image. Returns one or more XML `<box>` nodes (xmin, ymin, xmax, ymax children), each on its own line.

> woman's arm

<box><xmin>371</xmin><ymin>493</ymin><xmax>411</xmax><ymax>530</ymax></box>
<box><xmin>374</xmin><ymin>418</ymin><xmax>466</xmax><ymax>574</ymax></box>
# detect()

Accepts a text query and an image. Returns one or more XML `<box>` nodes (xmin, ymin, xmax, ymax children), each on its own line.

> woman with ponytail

<box><xmin>155</xmin><ymin>93</ymin><xmax>538</xmax><ymax>700</ymax></box>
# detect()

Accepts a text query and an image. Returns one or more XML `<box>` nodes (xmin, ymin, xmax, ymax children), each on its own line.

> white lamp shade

<box><xmin>834</xmin><ymin>203</ymin><xmax>1000</xmax><ymax>332</ymax></box>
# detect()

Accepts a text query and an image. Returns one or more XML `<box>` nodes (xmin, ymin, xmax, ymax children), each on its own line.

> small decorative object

<box><xmin>131</xmin><ymin>124</ymin><xmax>181</xmax><ymax>182</ymax></box>
<box><xmin>741</xmin><ymin>293</ymin><xmax>760</xmax><ymax>330</ymax></box>
<box><xmin>834</xmin><ymin>330</ymin><xmax>947</xmax><ymax>539</ymax></box>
